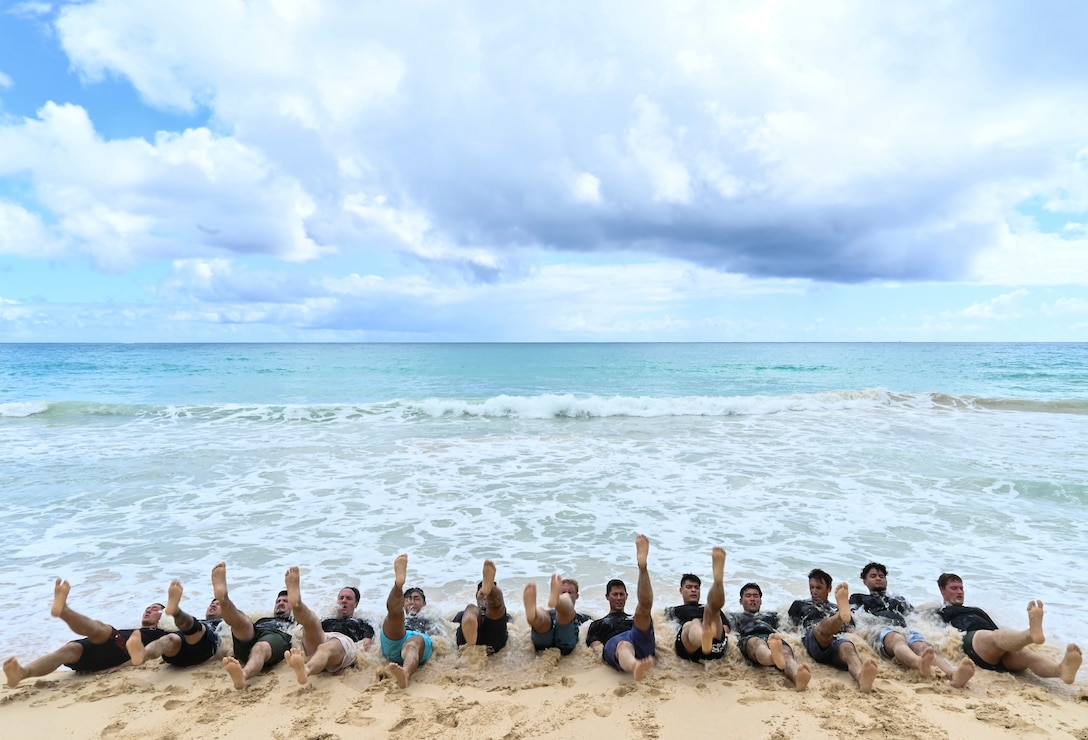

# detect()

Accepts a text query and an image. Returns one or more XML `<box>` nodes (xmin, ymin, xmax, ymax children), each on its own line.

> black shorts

<box><xmin>674</xmin><ymin>627</ymin><xmax>727</xmax><ymax>662</ymax></box>
<box><xmin>164</xmin><ymin>627</ymin><xmax>219</xmax><ymax>667</ymax></box>
<box><xmin>63</xmin><ymin>631</ymin><xmax>130</xmax><ymax>673</ymax></box>
<box><xmin>456</xmin><ymin>614</ymin><xmax>509</xmax><ymax>654</ymax></box>
<box><xmin>738</xmin><ymin>633</ymin><xmax>777</xmax><ymax>665</ymax></box>
<box><xmin>802</xmin><ymin>628</ymin><xmax>850</xmax><ymax>670</ymax></box>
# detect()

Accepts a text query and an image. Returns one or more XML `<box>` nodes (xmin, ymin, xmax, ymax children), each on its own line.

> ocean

<box><xmin>1</xmin><ymin>342</ymin><xmax>1085</xmax><ymax>677</ymax></box>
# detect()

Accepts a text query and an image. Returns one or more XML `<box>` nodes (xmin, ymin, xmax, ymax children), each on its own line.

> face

<box><xmin>680</xmin><ymin>579</ymin><xmax>701</xmax><ymax>604</ymax></box>
<box><xmin>404</xmin><ymin>591</ymin><xmax>426</xmax><ymax>616</ymax></box>
<box><xmin>809</xmin><ymin>577</ymin><xmax>831</xmax><ymax>604</ymax></box>
<box><xmin>561</xmin><ymin>582</ymin><xmax>579</xmax><ymax>603</ymax></box>
<box><xmin>274</xmin><ymin>593</ymin><xmax>292</xmax><ymax>618</ymax></box>
<box><xmin>739</xmin><ymin>588</ymin><xmax>762</xmax><ymax>613</ymax></box>
<box><xmin>606</xmin><ymin>586</ymin><xmax>628</xmax><ymax>613</ymax></box>
<box><xmin>206</xmin><ymin>599</ymin><xmax>222</xmax><ymax>619</ymax></box>
<box><xmin>142</xmin><ymin>603</ymin><xmax>164</xmax><ymax>627</ymax></box>
<box><xmin>337</xmin><ymin>588</ymin><xmax>359</xmax><ymax>617</ymax></box>
<box><xmin>940</xmin><ymin>579</ymin><xmax>965</xmax><ymax>606</ymax></box>
<box><xmin>862</xmin><ymin>568</ymin><xmax>888</xmax><ymax>593</ymax></box>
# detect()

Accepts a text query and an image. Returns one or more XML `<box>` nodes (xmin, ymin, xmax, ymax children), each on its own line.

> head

<box><xmin>274</xmin><ymin>590</ymin><xmax>292</xmax><ymax>618</ymax></box>
<box><xmin>739</xmin><ymin>583</ymin><xmax>763</xmax><ymax>613</ymax></box>
<box><xmin>337</xmin><ymin>586</ymin><xmax>360</xmax><ymax>617</ymax></box>
<box><xmin>679</xmin><ymin>574</ymin><xmax>701</xmax><ymax>604</ymax></box>
<box><xmin>205</xmin><ymin>598</ymin><xmax>221</xmax><ymax>620</ymax></box>
<box><xmin>142</xmin><ymin>602</ymin><xmax>165</xmax><ymax>627</ymax></box>
<box><xmin>808</xmin><ymin>568</ymin><xmax>832</xmax><ymax>604</ymax></box>
<box><xmin>937</xmin><ymin>573</ymin><xmax>965</xmax><ymax>605</ymax></box>
<box><xmin>561</xmin><ymin>578</ymin><xmax>580</xmax><ymax>604</ymax></box>
<box><xmin>860</xmin><ymin>562</ymin><xmax>888</xmax><ymax>594</ymax></box>
<box><xmin>404</xmin><ymin>587</ymin><xmax>426</xmax><ymax>616</ymax></box>
<box><xmin>605</xmin><ymin>579</ymin><xmax>628</xmax><ymax>613</ymax></box>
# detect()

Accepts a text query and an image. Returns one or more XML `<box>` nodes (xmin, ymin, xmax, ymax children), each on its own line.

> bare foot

<box><xmin>286</xmin><ymin>648</ymin><xmax>309</xmax><ymax>686</ymax></box>
<box><xmin>223</xmin><ymin>656</ymin><xmax>246</xmax><ymax>690</ymax></box>
<box><xmin>285</xmin><ymin>566</ymin><xmax>302</xmax><ymax>608</ymax></box>
<box><xmin>126</xmin><ymin>630</ymin><xmax>147</xmax><ymax>666</ymax></box>
<box><xmin>633</xmin><ymin>656</ymin><xmax>654</xmax><ymax>681</ymax></box>
<box><xmin>858</xmin><ymin>657</ymin><xmax>879</xmax><ymax>693</ymax></box>
<box><xmin>711</xmin><ymin>546</ymin><xmax>726</xmax><ymax>583</ymax></box>
<box><xmin>918</xmin><ymin>645</ymin><xmax>934</xmax><ymax>678</ymax></box>
<box><xmin>393</xmin><ymin>554</ymin><xmax>408</xmax><ymax>590</ymax></box>
<box><xmin>166</xmin><ymin>580</ymin><xmax>184</xmax><ymax>617</ymax></box>
<box><xmin>480</xmin><ymin>560</ymin><xmax>496</xmax><ymax>598</ymax></box>
<box><xmin>51</xmin><ymin>578</ymin><xmax>71</xmax><ymax>618</ymax></box>
<box><xmin>388</xmin><ymin>662</ymin><xmax>409</xmax><ymax>689</ymax></box>
<box><xmin>547</xmin><ymin>573</ymin><xmax>561</xmax><ymax>609</ymax></box>
<box><xmin>1027</xmin><ymin>600</ymin><xmax>1045</xmax><ymax>645</ymax></box>
<box><xmin>951</xmin><ymin>657</ymin><xmax>975</xmax><ymax>688</ymax></box>
<box><xmin>3</xmin><ymin>657</ymin><xmax>28</xmax><ymax>688</ymax></box>
<box><xmin>635</xmin><ymin>534</ymin><xmax>649</xmax><ymax>569</ymax></box>
<box><xmin>768</xmin><ymin>633</ymin><xmax>787</xmax><ymax>670</ymax></box>
<box><xmin>794</xmin><ymin>663</ymin><xmax>812</xmax><ymax>692</ymax></box>
<box><xmin>211</xmin><ymin>562</ymin><xmax>229</xmax><ymax>602</ymax></box>
<box><xmin>834</xmin><ymin>582</ymin><xmax>852</xmax><ymax>623</ymax></box>
<box><xmin>1060</xmin><ymin>644</ymin><xmax>1082</xmax><ymax>685</ymax></box>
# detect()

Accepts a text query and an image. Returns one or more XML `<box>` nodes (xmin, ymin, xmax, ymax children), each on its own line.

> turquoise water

<box><xmin>1</xmin><ymin>343</ymin><xmax>1085</xmax><ymax>676</ymax></box>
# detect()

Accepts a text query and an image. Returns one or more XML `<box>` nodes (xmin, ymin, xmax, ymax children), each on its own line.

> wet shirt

<box><xmin>321</xmin><ymin>616</ymin><xmax>375</xmax><ymax>642</ymax></box>
<box><xmin>254</xmin><ymin>616</ymin><xmax>295</xmax><ymax>633</ymax></box>
<box><xmin>788</xmin><ymin>599</ymin><xmax>842</xmax><ymax>630</ymax></box>
<box><xmin>405</xmin><ymin>614</ymin><xmax>441</xmax><ymax>635</ymax></box>
<box><xmin>729</xmin><ymin>611</ymin><xmax>779</xmax><ymax>638</ymax></box>
<box><xmin>665</xmin><ymin>604</ymin><xmax>729</xmax><ymax>630</ymax></box>
<box><xmin>586</xmin><ymin>612</ymin><xmax>634</xmax><ymax>646</ymax></box>
<box><xmin>935</xmin><ymin>604</ymin><xmax>1000</xmax><ymax>632</ymax></box>
<box><xmin>849</xmin><ymin>592</ymin><xmax>912</xmax><ymax>627</ymax></box>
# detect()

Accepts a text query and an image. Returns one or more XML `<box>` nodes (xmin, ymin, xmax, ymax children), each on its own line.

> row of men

<box><xmin>4</xmin><ymin>537</ymin><xmax>1082</xmax><ymax>693</ymax></box>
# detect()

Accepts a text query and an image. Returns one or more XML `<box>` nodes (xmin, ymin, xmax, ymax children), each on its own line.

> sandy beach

<box><xmin>4</xmin><ymin>620</ymin><xmax>1086</xmax><ymax>740</ymax></box>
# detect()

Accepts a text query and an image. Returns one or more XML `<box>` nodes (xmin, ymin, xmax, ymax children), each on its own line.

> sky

<box><xmin>0</xmin><ymin>1</ymin><xmax>1086</xmax><ymax>342</ymax></box>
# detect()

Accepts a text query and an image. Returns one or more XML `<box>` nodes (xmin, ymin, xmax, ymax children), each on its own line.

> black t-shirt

<box><xmin>788</xmin><ymin>599</ymin><xmax>842</xmax><ymax>630</ymax></box>
<box><xmin>665</xmin><ymin>604</ymin><xmax>729</xmax><ymax>631</ymax></box>
<box><xmin>452</xmin><ymin>610</ymin><xmax>513</xmax><ymax>624</ymax></box>
<box><xmin>321</xmin><ymin>616</ymin><xmax>375</xmax><ymax>642</ymax></box>
<box><xmin>253</xmin><ymin>616</ymin><xmax>295</xmax><ymax>633</ymax></box>
<box><xmin>936</xmin><ymin>604</ymin><xmax>1000</xmax><ymax>632</ymax></box>
<box><xmin>729</xmin><ymin>611</ymin><xmax>779</xmax><ymax>638</ymax></box>
<box><xmin>586</xmin><ymin>612</ymin><xmax>634</xmax><ymax>646</ymax></box>
<box><xmin>849</xmin><ymin>592</ymin><xmax>912</xmax><ymax>627</ymax></box>
<box><xmin>405</xmin><ymin>614</ymin><xmax>440</xmax><ymax>635</ymax></box>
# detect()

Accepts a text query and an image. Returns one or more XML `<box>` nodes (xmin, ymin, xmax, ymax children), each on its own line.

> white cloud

<box><xmin>959</xmin><ymin>289</ymin><xmax>1029</xmax><ymax>319</ymax></box>
<box><xmin>1043</xmin><ymin>297</ymin><xmax>1088</xmax><ymax>316</ymax></box>
<box><xmin>0</xmin><ymin>70</ymin><xmax>11</xmax><ymax>89</ymax></box>
<box><xmin>0</xmin><ymin>102</ymin><xmax>324</xmax><ymax>269</ymax></box>
<box><xmin>571</xmin><ymin>172</ymin><xmax>601</xmax><ymax>204</ymax></box>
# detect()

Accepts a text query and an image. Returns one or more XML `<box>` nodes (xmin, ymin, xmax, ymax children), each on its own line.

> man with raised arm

<box><xmin>788</xmin><ymin>568</ymin><xmax>879</xmax><ymax>693</ymax></box>
<box><xmin>454</xmin><ymin>560</ymin><xmax>512</xmax><ymax>654</ymax></box>
<box><xmin>664</xmin><ymin>547</ymin><xmax>730</xmax><ymax>663</ymax></box>
<box><xmin>849</xmin><ymin>562</ymin><xmax>974</xmax><ymax>687</ymax></box>
<box><xmin>380</xmin><ymin>554</ymin><xmax>438</xmax><ymax>688</ymax></box>
<box><xmin>602</xmin><ymin>534</ymin><xmax>655</xmax><ymax>681</ymax></box>
<box><xmin>935</xmin><ymin>573</ymin><xmax>1081</xmax><ymax>683</ymax></box>
<box><xmin>4</xmin><ymin>579</ymin><xmax>166</xmax><ymax>687</ymax></box>
<box><xmin>284</xmin><ymin>567</ymin><xmax>373</xmax><ymax>685</ymax></box>
<box><xmin>731</xmin><ymin>582</ymin><xmax>811</xmax><ymax>691</ymax></box>
<box><xmin>525</xmin><ymin>574</ymin><xmax>592</xmax><ymax>656</ymax></box>
<box><xmin>127</xmin><ymin>581</ymin><xmax>221</xmax><ymax>669</ymax></box>
<box><xmin>586</xmin><ymin>579</ymin><xmax>634</xmax><ymax>649</ymax></box>
<box><xmin>211</xmin><ymin>562</ymin><xmax>295</xmax><ymax>690</ymax></box>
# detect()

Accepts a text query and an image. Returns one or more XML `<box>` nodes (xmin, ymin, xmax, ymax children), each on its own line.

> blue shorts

<box><xmin>871</xmin><ymin>627</ymin><xmax>926</xmax><ymax>659</ymax></box>
<box><xmin>531</xmin><ymin>618</ymin><xmax>580</xmax><ymax>655</ymax></box>
<box><xmin>381</xmin><ymin>629</ymin><xmax>433</xmax><ymax>666</ymax></box>
<box><xmin>802</xmin><ymin>628</ymin><xmax>851</xmax><ymax>670</ymax></box>
<box><xmin>603</xmin><ymin>622</ymin><xmax>654</xmax><ymax>671</ymax></box>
